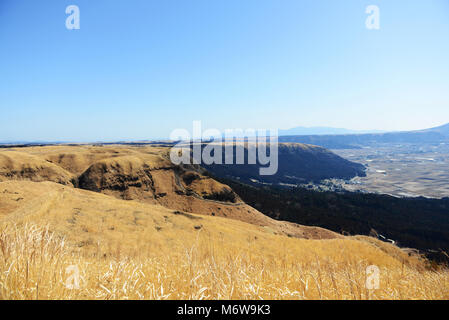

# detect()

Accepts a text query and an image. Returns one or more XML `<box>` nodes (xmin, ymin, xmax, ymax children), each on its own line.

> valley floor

<box><xmin>333</xmin><ymin>143</ymin><xmax>449</xmax><ymax>198</ymax></box>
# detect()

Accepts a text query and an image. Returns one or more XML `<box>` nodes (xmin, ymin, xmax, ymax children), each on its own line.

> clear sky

<box><xmin>1</xmin><ymin>0</ymin><xmax>449</xmax><ymax>142</ymax></box>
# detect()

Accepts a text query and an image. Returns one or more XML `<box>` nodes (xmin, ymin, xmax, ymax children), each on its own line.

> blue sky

<box><xmin>1</xmin><ymin>0</ymin><xmax>449</xmax><ymax>142</ymax></box>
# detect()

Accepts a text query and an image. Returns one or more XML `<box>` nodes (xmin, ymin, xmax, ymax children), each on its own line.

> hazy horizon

<box><xmin>2</xmin><ymin>121</ymin><xmax>448</xmax><ymax>144</ymax></box>
<box><xmin>1</xmin><ymin>0</ymin><xmax>449</xmax><ymax>141</ymax></box>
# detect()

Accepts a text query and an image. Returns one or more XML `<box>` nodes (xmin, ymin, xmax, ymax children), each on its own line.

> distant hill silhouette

<box><xmin>279</xmin><ymin>126</ymin><xmax>385</xmax><ymax>136</ymax></box>
<box><xmin>419</xmin><ymin>122</ymin><xmax>449</xmax><ymax>135</ymax></box>
<box><xmin>278</xmin><ymin>123</ymin><xmax>449</xmax><ymax>149</ymax></box>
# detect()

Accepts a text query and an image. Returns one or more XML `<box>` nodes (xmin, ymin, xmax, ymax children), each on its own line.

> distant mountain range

<box><xmin>418</xmin><ymin>122</ymin><xmax>449</xmax><ymax>135</ymax></box>
<box><xmin>279</xmin><ymin>126</ymin><xmax>385</xmax><ymax>136</ymax></box>
<box><xmin>278</xmin><ymin>123</ymin><xmax>449</xmax><ymax>149</ymax></box>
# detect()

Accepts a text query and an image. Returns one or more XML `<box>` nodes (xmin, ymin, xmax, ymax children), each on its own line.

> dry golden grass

<box><xmin>1</xmin><ymin>223</ymin><xmax>448</xmax><ymax>300</ymax></box>
<box><xmin>0</xmin><ymin>151</ymin><xmax>74</xmax><ymax>185</ymax></box>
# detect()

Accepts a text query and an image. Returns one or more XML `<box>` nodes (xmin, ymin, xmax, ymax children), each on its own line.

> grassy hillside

<box><xmin>1</xmin><ymin>181</ymin><xmax>447</xmax><ymax>299</ymax></box>
<box><xmin>0</xmin><ymin>145</ymin><xmax>338</xmax><ymax>239</ymax></box>
<box><xmin>0</xmin><ymin>145</ymin><xmax>448</xmax><ymax>299</ymax></box>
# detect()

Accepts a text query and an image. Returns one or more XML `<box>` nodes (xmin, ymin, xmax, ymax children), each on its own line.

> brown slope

<box><xmin>0</xmin><ymin>145</ymin><xmax>340</xmax><ymax>240</ymax></box>
<box><xmin>0</xmin><ymin>151</ymin><xmax>74</xmax><ymax>185</ymax></box>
